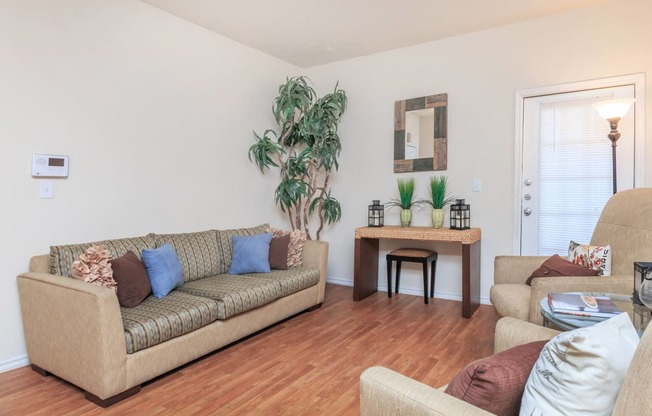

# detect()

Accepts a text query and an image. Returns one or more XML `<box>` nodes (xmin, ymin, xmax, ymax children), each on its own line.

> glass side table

<box><xmin>540</xmin><ymin>292</ymin><xmax>651</xmax><ymax>336</ymax></box>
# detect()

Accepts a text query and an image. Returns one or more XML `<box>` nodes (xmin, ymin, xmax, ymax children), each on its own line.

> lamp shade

<box><xmin>592</xmin><ymin>98</ymin><xmax>636</xmax><ymax>119</ymax></box>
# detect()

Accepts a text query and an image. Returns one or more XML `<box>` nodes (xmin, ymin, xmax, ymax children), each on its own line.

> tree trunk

<box><xmin>315</xmin><ymin>173</ymin><xmax>330</xmax><ymax>241</ymax></box>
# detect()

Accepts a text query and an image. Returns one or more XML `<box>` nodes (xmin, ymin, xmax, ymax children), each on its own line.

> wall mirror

<box><xmin>394</xmin><ymin>93</ymin><xmax>448</xmax><ymax>173</ymax></box>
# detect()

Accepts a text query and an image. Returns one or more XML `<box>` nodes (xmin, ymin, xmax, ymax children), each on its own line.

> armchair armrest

<box><xmin>360</xmin><ymin>366</ymin><xmax>493</xmax><ymax>416</ymax></box>
<box><xmin>301</xmin><ymin>240</ymin><xmax>329</xmax><ymax>303</ymax></box>
<box><xmin>494</xmin><ymin>317</ymin><xmax>559</xmax><ymax>353</ymax></box>
<box><xmin>494</xmin><ymin>256</ymin><xmax>547</xmax><ymax>285</ymax></box>
<box><xmin>528</xmin><ymin>275</ymin><xmax>631</xmax><ymax>325</ymax></box>
<box><xmin>17</xmin><ymin>272</ymin><xmax>128</xmax><ymax>399</ymax></box>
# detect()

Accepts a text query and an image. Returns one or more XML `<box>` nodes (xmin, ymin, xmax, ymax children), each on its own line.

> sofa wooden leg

<box><xmin>307</xmin><ymin>303</ymin><xmax>322</xmax><ymax>312</ymax></box>
<box><xmin>31</xmin><ymin>364</ymin><xmax>51</xmax><ymax>377</ymax></box>
<box><xmin>84</xmin><ymin>385</ymin><xmax>141</xmax><ymax>408</ymax></box>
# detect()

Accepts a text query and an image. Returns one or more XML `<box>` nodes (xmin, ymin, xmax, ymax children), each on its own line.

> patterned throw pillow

<box><xmin>567</xmin><ymin>240</ymin><xmax>611</xmax><ymax>276</ymax></box>
<box><xmin>71</xmin><ymin>245</ymin><xmax>117</xmax><ymax>292</ymax></box>
<box><xmin>271</xmin><ymin>228</ymin><xmax>307</xmax><ymax>268</ymax></box>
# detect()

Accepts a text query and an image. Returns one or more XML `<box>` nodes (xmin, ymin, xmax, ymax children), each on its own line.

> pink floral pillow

<box><xmin>271</xmin><ymin>228</ymin><xmax>307</xmax><ymax>268</ymax></box>
<box><xmin>567</xmin><ymin>240</ymin><xmax>611</xmax><ymax>276</ymax></box>
<box><xmin>71</xmin><ymin>244</ymin><xmax>117</xmax><ymax>291</ymax></box>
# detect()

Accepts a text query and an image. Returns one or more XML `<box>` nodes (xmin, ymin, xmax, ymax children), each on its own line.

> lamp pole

<box><xmin>607</xmin><ymin>117</ymin><xmax>621</xmax><ymax>195</ymax></box>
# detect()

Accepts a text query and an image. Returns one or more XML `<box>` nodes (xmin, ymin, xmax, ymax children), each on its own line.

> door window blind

<box><xmin>537</xmin><ymin>98</ymin><xmax>612</xmax><ymax>256</ymax></box>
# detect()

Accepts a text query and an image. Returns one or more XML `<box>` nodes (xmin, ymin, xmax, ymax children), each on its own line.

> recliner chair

<box><xmin>490</xmin><ymin>188</ymin><xmax>652</xmax><ymax>326</ymax></box>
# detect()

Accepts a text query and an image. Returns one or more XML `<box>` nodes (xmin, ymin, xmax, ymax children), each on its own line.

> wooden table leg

<box><xmin>462</xmin><ymin>240</ymin><xmax>481</xmax><ymax>318</ymax></box>
<box><xmin>354</xmin><ymin>237</ymin><xmax>379</xmax><ymax>301</ymax></box>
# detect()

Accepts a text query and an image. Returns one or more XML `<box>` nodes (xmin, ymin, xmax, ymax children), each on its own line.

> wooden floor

<box><xmin>0</xmin><ymin>284</ymin><xmax>500</xmax><ymax>415</ymax></box>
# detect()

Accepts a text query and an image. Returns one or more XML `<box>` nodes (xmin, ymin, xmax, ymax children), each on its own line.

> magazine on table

<box><xmin>547</xmin><ymin>293</ymin><xmax>622</xmax><ymax>319</ymax></box>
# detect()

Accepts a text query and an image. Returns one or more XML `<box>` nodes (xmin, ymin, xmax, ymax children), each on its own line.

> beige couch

<box><xmin>490</xmin><ymin>188</ymin><xmax>652</xmax><ymax>325</ymax></box>
<box><xmin>360</xmin><ymin>317</ymin><xmax>652</xmax><ymax>415</ymax></box>
<box><xmin>17</xmin><ymin>229</ymin><xmax>328</xmax><ymax>407</ymax></box>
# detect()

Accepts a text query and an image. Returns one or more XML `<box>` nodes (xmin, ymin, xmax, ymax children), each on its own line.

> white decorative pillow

<box><xmin>520</xmin><ymin>313</ymin><xmax>639</xmax><ymax>416</ymax></box>
<box><xmin>567</xmin><ymin>240</ymin><xmax>611</xmax><ymax>276</ymax></box>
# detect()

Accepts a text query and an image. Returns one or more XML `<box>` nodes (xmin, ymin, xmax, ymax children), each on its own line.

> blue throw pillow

<box><xmin>141</xmin><ymin>243</ymin><xmax>184</xmax><ymax>298</ymax></box>
<box><xmin>228</xmin><ymin>233</ymin><xmax>273</xmax><ymax>275</ymax></box>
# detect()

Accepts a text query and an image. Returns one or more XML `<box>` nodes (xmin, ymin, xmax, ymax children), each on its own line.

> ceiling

<box><xmin>140</xmin><ymin>0</ymin><xmax>605</xmax><ymax>68</ymax></box>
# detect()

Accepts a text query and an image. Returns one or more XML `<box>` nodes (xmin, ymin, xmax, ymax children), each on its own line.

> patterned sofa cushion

<box><xmin>50</xmin><ymin>235</ymin><xmax>156</xmax><ymax>278</ymax></box>
<box><xmin>153</xmin><ymin>230</ymin><xmax>221</xmax><ymax>282</ymax></box>
<box><xmin>217</xmin><ymin>224</ymin><xmax>270</xmax><ymax>274</ymax></box>
<box><xmin>121</xmin><ymin>291</ymin><xmax>220</xmax><ymax>354</ymax></box>
<box><xmin>243</xmin><ymin>267</ymin><xmax>320</xmax><ymax>298</ymax></box>
<box><xmin>176</xmin><ymin>274</ymin><xmax>281</xmax><ymax>320</ymax></box>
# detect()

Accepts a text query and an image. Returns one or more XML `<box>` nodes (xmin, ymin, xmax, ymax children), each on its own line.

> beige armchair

<box><xmin>360</xmin><ymin>317</ymin><xmax>652</xmax><ymax>416</ymax></box>
<box><xmin>490</xmin><ymin>188</ymin><xmax>652</xmax><ymax>325</ymax></box>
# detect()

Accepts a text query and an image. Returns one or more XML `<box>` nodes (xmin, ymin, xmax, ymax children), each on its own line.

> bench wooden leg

<box><xmin>430</xmin><ymin>258</ymin><xmax>437</xmax><ymax>298</ymax></box>
<box><xmin>422</xmin><ymin>262</ymin><xmax>429</xmax><ymax>304</ymax></box>
<box><xmin>386</xmin><ymin>258</ymin><xmax>392</xmax><ymax>298</ymax></box>
<box><xmin>395</xmin><ymin>261</ymin><xmax>402</xmax><ymax>294</ymax></box>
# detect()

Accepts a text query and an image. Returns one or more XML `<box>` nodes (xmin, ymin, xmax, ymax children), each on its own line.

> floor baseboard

<box><xmin>0</xmin><ymin>354</ymin><xmax>29</xmax><ymax>373</ymax></box>
<box><xmin>326</xmin><ymin>277</ymin><xmax>491</xmax><ymax>305</ymax></box>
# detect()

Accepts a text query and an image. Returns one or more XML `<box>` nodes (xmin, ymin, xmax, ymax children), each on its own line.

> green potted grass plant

<box><xmin>423</xmin><ymin>175</ymin><xmax>454</xmax><ymax>228</ymax></box>
<box><xmin>387</xmin><ymin>178</ymin><xmax>419</xmax><ymax>227</ymax></box>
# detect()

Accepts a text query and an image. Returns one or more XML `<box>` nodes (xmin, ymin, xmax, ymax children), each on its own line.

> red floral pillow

<box><xmin>567</xmin><ymin>240</ymin><xmax>611</xmax><ymax>276</ymax></box>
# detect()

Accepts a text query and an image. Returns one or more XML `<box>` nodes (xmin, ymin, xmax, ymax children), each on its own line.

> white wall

<box><xmin>3</xmin><ymin>0</ymin><xmax>652</xmax><ymax>374</ymax></box>
<box><xmin>0</xmin><ymin>0</ymin><xmax>295</xmax><ymax>370</ymax></box>
<box><xmin>308</xmin><ymin>0</ymin><xmax>652</xmax><ymax>301</ymax></box>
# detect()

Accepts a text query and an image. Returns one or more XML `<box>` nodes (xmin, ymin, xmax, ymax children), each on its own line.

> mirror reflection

<box><xmin>393</xmin><ymin>93</ymin><xmax>448</xmax><ymax>173</ymax></box>
<box><xmin>404</xmin><ymin>109</ymin><xmax>435</xmax><ymax>160</ymax></box>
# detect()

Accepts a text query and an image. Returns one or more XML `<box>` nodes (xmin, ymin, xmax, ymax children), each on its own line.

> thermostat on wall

<box><xmin>32</xmin><ymin>154</ymin><xmax>69</xmax><ymax>177</ymax></box>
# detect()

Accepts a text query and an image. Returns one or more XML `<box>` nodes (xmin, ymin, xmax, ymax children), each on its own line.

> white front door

<box><xmin>519</xmin><ymin>85</ymin><xmax>636</xmax><ymax>256</ymax></box>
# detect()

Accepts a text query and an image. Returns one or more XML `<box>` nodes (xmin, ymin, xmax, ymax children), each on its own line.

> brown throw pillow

<box><xmin>526</xmin><ymin>254</ymin><xmax>600</xmax><ymax>285</ymax></box>
<box><xmin>271</xmin><ymin>228</ymin><xmax>307</xmax><ymax>268</ymax></box>
<box><xmin>444</xmin><ymin>341</ymin><xmax>547</xmax><ymax>416</ymax></box>
<box><xmin>269</xmin><ymin>234</ymin><xmax>291</xmax><ymax>270</ymax></box>
<box><xmin>110</xmin><ymin>250</ymin><xmax>152</xmax><ymax>308</ymax></box>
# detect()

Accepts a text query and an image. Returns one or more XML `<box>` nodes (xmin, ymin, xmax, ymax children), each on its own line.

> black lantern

<box><xmin>450</xmin><ymin>199</ymin><xmax>470</xmax><ymax>230</ymax></box>
<box><xmin>633</xmin><ymin>261</ymin><xmax>652</xmax><ymax>305</ymax></box>
<box><xmin>368</xmin><ymin>200</ymin><xmax>384</xmax><ymax>227</ymax></box>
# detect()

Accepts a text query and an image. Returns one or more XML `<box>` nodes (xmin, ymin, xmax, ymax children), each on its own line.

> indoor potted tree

<box><xmin>387</xmin><ymin>177</ymin><xmax>419</xmax><ymax>227</ymax></box>
<box><xmin>422</xmin><ymin>175</ymin><xmax>454</xmax><ymax>228</ymax></box>
<box><xmin>248</xmin><ymin>76</ymin><xmax>347</xmax><ymax>240</ymax></box>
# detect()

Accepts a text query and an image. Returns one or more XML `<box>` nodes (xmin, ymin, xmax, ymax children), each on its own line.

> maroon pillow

<box><xmin>444</xmin><ymin>341</ymin><xmax>547</xmax><ymax>416</ymax></box>
<box><xmin>526</xmin><ymin>254</ymin><xmax>600</xmax><ymax>285</ymax></box>
<box><xmin>109</xmin><ymin>251</ymin><xmax>151</xmax><ymax>308</ymax></box>
<box><xmin>269</xmin><ymin>234</ymin><xmax>291</xmax><ymax>270</ymax></box>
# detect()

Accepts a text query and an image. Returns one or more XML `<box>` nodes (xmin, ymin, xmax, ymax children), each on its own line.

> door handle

<box><xmin>524</xmin><ymin>207</ymin><xmax>532</xmax><ymax>216</ymax></box>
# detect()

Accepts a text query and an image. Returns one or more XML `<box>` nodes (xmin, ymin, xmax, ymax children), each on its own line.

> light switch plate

<box><xmin>39</xmin><ymin>180</ymin><xmax>54</xmax><ymax>199</ymax></box>
<box><xmin>472</xmin><ymin>178</ymin><xmax>482</xmax><ymax>192</ymax></box>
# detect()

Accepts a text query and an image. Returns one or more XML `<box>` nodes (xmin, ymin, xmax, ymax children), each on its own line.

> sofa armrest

<box><xmin>494</xmin><ymin>317</ymin><xmax>559</xmax><ymax>353</ymax></box>
<box><xmin>494</xmin><ymin>256</ymin><xmax>547</xmax><ymax>285</ymax></box>
<box><xmin>302</xmin><ymin>240</ymin><xmax>329</xmax><ymax>303</ymax></box>
<box><xmin>528</xmin><ymin>275</ymin><xmax>631</xmax><ymax>325</ymax></box>
<box><xmin>360</xmin><ymin>366</ymin><xmax>493</xmax><ymax>416</ymax></box>
<box><xmin>17</xmin><ymin>272</ymin><xmax>128</xmax><ymax>399</ymax></box>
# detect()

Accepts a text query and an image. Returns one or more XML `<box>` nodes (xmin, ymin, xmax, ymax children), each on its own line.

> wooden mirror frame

<box><xmin>394</xmin><ymin>93</ymin><xmax>448</xmax><ymax>173</ymax></box>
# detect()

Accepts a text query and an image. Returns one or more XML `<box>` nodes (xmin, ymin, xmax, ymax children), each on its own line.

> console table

<box><xmin>354</xmin><ymin>226</ymin><xmax>481</xmax><ymax>318</ymax></box>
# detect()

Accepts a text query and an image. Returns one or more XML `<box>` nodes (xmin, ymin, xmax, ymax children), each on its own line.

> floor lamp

<box><xmin>592</xmin><ymin>98</ymin><xmax>636</xmax><ymax>194</ymax></box>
